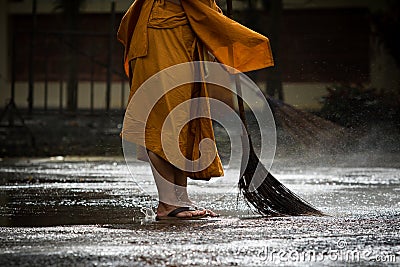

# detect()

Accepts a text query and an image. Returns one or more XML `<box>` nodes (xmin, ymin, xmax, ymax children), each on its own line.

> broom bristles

<box><xmin>238</xmin><ymin>139</ymin><xmax>324</xmax><ymax>216</ymax></box>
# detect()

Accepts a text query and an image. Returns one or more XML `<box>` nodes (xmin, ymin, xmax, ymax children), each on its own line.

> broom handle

<box><xmin>226</xmin><ymin>0</ymin><xmax>252</xmax><ymax>141</ymax></box>
<box><xmin>227</xmin><ymin>0</ymin><xmax>233</xmax><ymax>17</ymax></box>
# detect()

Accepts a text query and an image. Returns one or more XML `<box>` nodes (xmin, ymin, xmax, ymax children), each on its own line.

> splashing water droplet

<box><xmin>140</xmin><ymin>207</ymin><xmax>156</xmax><ymax>222</ymax></box>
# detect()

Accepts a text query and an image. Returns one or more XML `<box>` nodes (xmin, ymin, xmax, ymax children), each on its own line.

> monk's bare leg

<box><xmin>147</xmin><ymin>150</ymin><xmax>204</xmax><ymax>218</ymax></box>
<box><xmin>174</xmin><ymin>168</ymin><xmax>219</xmax><ymax>217</ymax></box>
<box><xmin>173</xmin><ymin>168</ymin><xmax>191</xmax><ymax>205</ymax></box>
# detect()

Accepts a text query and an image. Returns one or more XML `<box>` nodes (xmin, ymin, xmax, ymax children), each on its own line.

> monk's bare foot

<box><xmin>157</xmin><ymin>202</ymin><xmax>206</xmax><ymax>218</ymax></box>
<box><xmin>201</xmin><ymin>208</ymin><xmax>219</xmax><ymax>217</ymax></box>
<box><xmin>174</xmin><ymin>199</ymin><xmax>219</xmax><ymax>218</ymax></box>
<box><xmin>176</xmin><ymin>191</ymin><xmax>219</xmax><ymax>217</ymax></box>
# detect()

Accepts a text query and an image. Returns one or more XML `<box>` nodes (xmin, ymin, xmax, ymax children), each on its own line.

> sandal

<box><xmin>155</xmin><ymin>207</ymin><xmax>206</xmax><ymax>221</ymax></box>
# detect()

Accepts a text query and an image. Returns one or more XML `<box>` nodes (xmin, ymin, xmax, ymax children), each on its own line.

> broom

<box><xmin>226</xmin><ymin>0</ymin><xmax>323</xmax><ymax>216</ymax></box>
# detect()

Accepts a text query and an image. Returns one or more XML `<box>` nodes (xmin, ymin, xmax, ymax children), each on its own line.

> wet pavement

<box><xmin>0</xmin><ymin>156</ymin><xmax>399</xmax><ymax>266</ymax></box>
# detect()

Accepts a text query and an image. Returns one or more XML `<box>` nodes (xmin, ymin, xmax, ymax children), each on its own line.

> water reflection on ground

<box><xmin>0</xmin><ymin>157</ymin><xmax>399</xmax><ymax>266</ymax></box>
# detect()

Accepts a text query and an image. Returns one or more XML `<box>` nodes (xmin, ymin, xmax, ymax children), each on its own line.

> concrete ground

<box><xmin>0</xmin><ymin>155</ymin><xmax>399</xmax><ymax>266</ymax></box>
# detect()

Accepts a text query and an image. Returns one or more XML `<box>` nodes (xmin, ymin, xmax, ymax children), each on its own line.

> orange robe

<box><xmin>118</xmin><ymin>0</ymin><xmax>274</xmax><ymax>180</ymax></box>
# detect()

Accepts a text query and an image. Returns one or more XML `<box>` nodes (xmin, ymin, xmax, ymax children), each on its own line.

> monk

<box><xmin>118</xmin><ymin>0</ymin><xmax>274</xmax><ymax>220</ymax></box>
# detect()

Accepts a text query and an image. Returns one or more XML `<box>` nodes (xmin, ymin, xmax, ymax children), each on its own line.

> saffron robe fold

<box><xmin>118</xmin><ymin>0</ymin><xmax>274</xmax><ymax>76</ymax></box>
<box><xmin>118</xmin><ymin>0</ymin><xmax>274</xmax><ymax>180</ymax></box>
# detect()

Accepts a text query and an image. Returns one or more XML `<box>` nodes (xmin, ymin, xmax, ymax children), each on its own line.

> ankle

<box><xmin>175</xmin><ymin>189</ymin><xmax>191</xmax><ymax>202</ymax></box>
<box><xmin>157</xmin><ymin>201</ymin><xmax>181</xmax><ymax>211</ymax></box>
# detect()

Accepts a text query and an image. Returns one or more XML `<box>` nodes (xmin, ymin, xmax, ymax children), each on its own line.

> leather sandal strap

<box><xmin>167</xmin><ymin>207</ymin><xmax>194</xmax><ymax>217</ymax></box>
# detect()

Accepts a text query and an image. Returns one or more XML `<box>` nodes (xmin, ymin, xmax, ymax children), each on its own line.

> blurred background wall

<box><xmin>0</xmin><ymin>0</ymin><xmax>399</xmax><ymax>112</ymax></box>
<box><xmin>0</xmin><ymin>0</ymin><xmax>399</xmax><ymax>157</ymax></box>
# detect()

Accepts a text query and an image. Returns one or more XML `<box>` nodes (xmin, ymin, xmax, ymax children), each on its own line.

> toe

<box><xmin>205</xmin><ymin>209</ymin><xmax>219</xmax><ymax>217</ymax></box>
<box><xmin>189</xmin><ymin>209</ymin><xmax>203</xmax><ymax>217</ymax></box>
<box><xmin>193</xmin><ymin>207</ymin><xmax>218</xmax><ymax>217</ymax></box>
<box><xmin>196</xmin><ymin>209</ymin><xmax>206</xmax><ymax>216</ymax></box>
